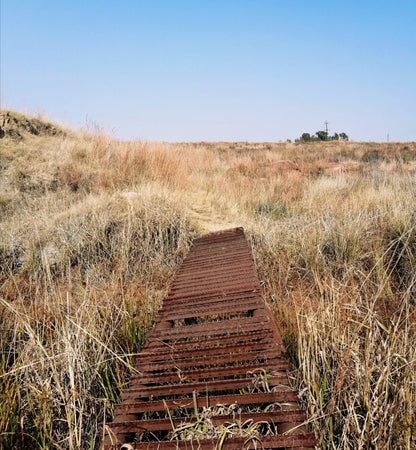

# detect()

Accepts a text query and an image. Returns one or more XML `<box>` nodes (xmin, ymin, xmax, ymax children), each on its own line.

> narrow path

<box><xmin>105</xmin><ymin>228</ymin><xmax>316</xmax><ymax>449</ymax></box>
<box><xmin>186</xmin><ymin>191</ymin><xmax>240</xmax><ymax>233</ymax></box>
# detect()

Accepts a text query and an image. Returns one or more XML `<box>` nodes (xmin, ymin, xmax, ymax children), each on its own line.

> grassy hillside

<box><xmin>1</xmin><ymin>110</ymin><xmax>415</xmax><ymax>448</ymax></box>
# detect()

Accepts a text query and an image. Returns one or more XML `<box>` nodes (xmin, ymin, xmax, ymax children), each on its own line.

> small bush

<box><xmin>361</xmin><ymin>150</ymin><xmax>389</xmax><ymax>164</ymax></box>
<box><xmin>395</xmin><ymin>147</ymin><xmax>416</xmax><ymax>163</ymax></box>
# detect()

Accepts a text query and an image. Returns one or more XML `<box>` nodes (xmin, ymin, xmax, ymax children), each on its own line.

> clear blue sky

<box><xmin>1</xmin><ymin>1</ymin><xmax>415</xmax><ymax>141</ymax></box>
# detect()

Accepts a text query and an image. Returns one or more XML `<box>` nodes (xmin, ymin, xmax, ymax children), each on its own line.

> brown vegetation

<box><xmin>1</xmin><ymin>110</ymin><xmax>415</xmax><ymax>448</ymax></box>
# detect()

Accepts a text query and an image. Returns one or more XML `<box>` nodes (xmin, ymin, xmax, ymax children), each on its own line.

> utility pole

<box><xmin>325</xmin><ymin>120</ymin><xmax>329</xmax><ymax>140</ymax></box>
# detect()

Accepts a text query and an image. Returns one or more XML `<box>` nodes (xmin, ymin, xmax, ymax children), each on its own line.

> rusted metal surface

<box><xmin>105</xmin><ymin>228</ymin><xmax>316</xmax><ymax>449</ymax></box>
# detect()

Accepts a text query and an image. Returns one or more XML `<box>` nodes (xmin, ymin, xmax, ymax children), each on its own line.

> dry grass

<box><xmin>1</xmin><ymin>110</ymin><xmax>415</xmax><ymax>448</ymax></box>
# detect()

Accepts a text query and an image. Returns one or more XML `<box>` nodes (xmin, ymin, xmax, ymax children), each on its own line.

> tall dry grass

<box><xmin>248</xmin><ymin>172</ymin><xmax>416</xmax><ymax>448</ymax></box>
<box><xmin>1</xmin><ymin>110</ymin><xmax>415</xmax><ymax>448</ymax></box>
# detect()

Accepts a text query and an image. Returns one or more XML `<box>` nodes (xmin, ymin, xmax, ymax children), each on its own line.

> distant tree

<box><xmin>315</xmin><ymin>130</ymin><xmax>328</xmax><ymax>141</ymax></box>
<box><xmin>296</xmin><ymin>128</ymin><xmax>349</xmax><ymax>143</ymax></box>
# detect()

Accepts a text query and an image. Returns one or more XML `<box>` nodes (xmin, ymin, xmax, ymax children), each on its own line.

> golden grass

<box><xmin>1</xmin><ymin>110</ymin><xmax>415</xmax><ymax>448</ymax></box>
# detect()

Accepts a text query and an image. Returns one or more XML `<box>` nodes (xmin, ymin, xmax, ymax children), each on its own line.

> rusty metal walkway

<box><xmin>105</xmin><ymin>228</ymin><xmax>316</xmax><ymax>449</ymax></box>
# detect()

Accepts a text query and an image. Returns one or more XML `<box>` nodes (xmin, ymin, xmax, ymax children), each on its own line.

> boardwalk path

<box><xmin>105</xmin><ymin>228</ymin><xmax>316</xmax><ymax>449</ymax></box>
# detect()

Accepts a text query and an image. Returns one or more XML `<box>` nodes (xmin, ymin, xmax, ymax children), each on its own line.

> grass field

<box><xmin>1</xmin><ymin>110</ymin><xmax>415</xmax><ymax>449</ymax></box>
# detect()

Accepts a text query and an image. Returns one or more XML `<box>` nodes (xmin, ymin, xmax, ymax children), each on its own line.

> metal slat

<box><xmin>143</xmin><ymin>329</ymin><xmax>274</xmax><ymax>352</ymax></box>
<box><xmin>120</xmin><ymin>375</ymin><xmax>289</xmax><ymax>401</ymax></box>
<box><xmin>108</xmin><ymin>410</ymin><xmax>307</xmax><ymax>433</ymax></box>
<box><xmin>106</xmin><ymin>434</ymin><xmax>317</xmax><ymax>449</ymax></box>
<box><xmin>137</xmin><ymin>339</ymin><xmax>278</xmax><ymax>362</ymax></box>
<box><xmin>114</xmin><ymin>391</ymin><xmax>300</xmax><ymax>415</ymax></box>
